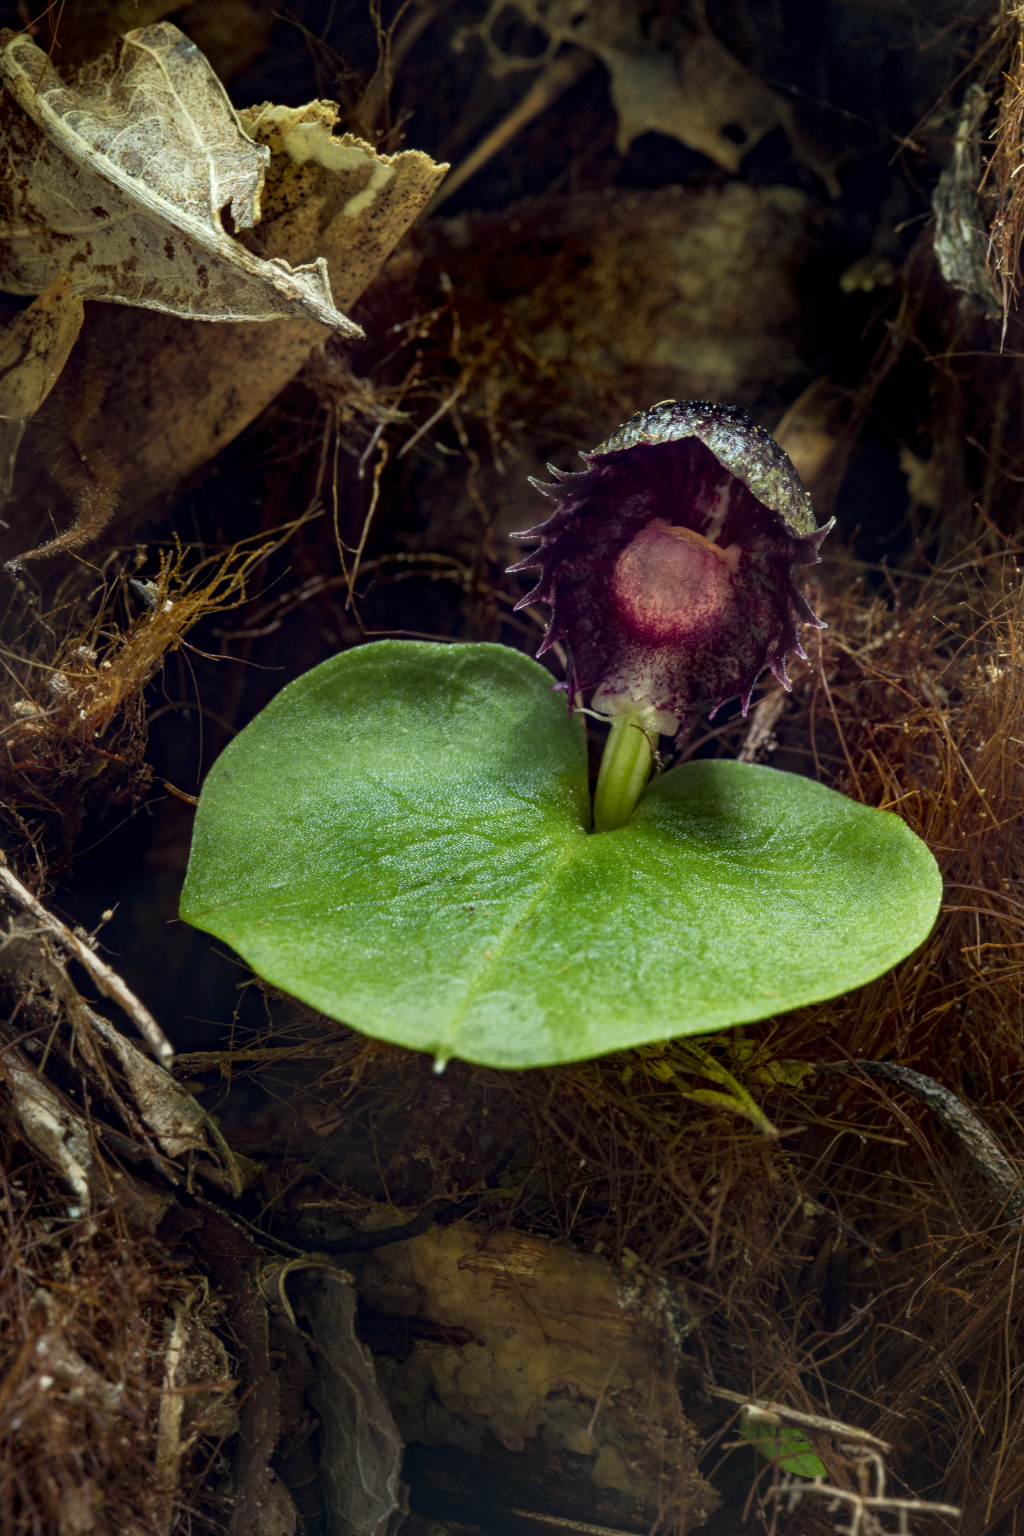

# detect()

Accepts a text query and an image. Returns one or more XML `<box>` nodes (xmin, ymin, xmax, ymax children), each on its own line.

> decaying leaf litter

<box><xmin>1</xmin><ymin>1</ymin><xmax>1024</xmax><ymax>1533</ymax></box>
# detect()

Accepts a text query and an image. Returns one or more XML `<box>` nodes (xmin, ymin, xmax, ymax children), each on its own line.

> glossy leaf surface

<box><xmin>181</xmin><ymin>642</ymin><xmax>942</xmax><ymax>1068</ymax></box>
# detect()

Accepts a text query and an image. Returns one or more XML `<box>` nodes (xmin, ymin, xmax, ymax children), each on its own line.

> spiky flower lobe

<box><xmin>510</xmin><ymin>401</ymin><xmax>831</xmax><ymax>738</ymax></box>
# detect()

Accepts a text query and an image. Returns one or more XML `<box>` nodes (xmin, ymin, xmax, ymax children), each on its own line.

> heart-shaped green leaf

<box><xmin>180</xmin><ymin>641</ymin><xmax>941</xmax><ymax>1068</ymax></box>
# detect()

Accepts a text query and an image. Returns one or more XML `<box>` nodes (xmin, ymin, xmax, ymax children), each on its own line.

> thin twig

<box><xmin>359</xmin><ymin>0</ymin><xmax>441</xmax><ymax>133</ymax></box>
<box><xmin>0</xmin><ymin>854</ymin><xmax>173</xmax><ymax>1064</ymax></box>
<box><xmin>425</xmin><ymin>48</ymin><xmax>595</xmax><ymax>214</ymax></box>
<box><xmin>346</xmin><ymin>441</ymin><xmax>389</xmax><ymax>613</ymax></box>
<box><xmin>707</xmin><ymin>1386</ymin><xmax>892</xmax><ymax>1453</ymax></box>
<box><xmin>396</xmin><ymin>376</ymin><xmax>469</xmax><ymax>459</ymax></box>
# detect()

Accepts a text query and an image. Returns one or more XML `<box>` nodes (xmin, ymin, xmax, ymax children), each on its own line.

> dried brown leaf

<box><xmin>288</xmin><ymin>1265</ymin><xmax>405</xmax><ymax>1536</ymax></box>
<box><xmin>4</xmin><ymin>95</ymin><xmax>446</xmax><ymax>544</ymax></box>
<box><xmin>0</xmin><ymin>274</ymin><xmax>83</xmax><ymax>505</ymax></box>
<box><xmin>597</xmin><ymin>29</ymin><xmax>782</xmax><ymax>171</ymax></box>
<box><xmin>86</xmin><ymin>1008</ymin><xmax>250</xmax><ymax>1194</ymax></box>
<box><xmin>0</xmin><ymin>274</ymin><xmax>83</xmax><ymax>424</ymax></box>
<box><xmin>237</xmin><ymin>99</ymin><xmax>447</xmax><ymax>306</ymax></box>
<box><xmin>932</xmin><ymin>82</ymin><xmax>1001</xmax><ymax>321</ymax></box>
<box><xmin>459</xmin><ymin>1</ymin><xmax>783</xmax><ymax>173</ymax></box>
<box><xmin>4</xmin><ymin>1052</ymin><xmax>94</xmax><ymax>1209</ymax></box>
<box><xmin>0</xmin><ymin>25</ymin><xmax>362</xmax><ymax>334</ymax></box>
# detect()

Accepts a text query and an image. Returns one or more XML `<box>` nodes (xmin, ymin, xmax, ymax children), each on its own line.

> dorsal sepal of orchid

<box><xmin>509</xmin><ymin>401</ymin><xmax>833</xmax><ymax>735</ymax></box>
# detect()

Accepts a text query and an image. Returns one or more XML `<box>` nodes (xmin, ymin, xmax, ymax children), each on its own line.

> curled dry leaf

<box><xmin>86</xmin><ymin>1008</ymin><xmax>211</xmax><ymax>1160</ymax></box>
<box><xmin>597</xmin><ymin>28</ymin><xmax>783</xmax><ymax>171</ymax></box>
<box><xmin>4</xmin><ymin>80</ymin><xmax>447</xmax><ymax>550</ymax></box>
<box><xmin>288</xmin><ymin>1266</ymin><xmax>406</xmax><ymax>1536</ymax></box>
<box><xmin>86</xmin><ymin>1008</ymin><xmax>251</xmax><ymax>1195</ymax></box>
<box><xmin>240</xmin><ymin>101</ymin><xmax>417</xmax><ymax>250</ymax></box>
<box><xmin>4</xmin><ymin>1052</ymin><xmax>94</xmax><ymax>1209</ymax></box>
<box><xmin>0</xmin><ymin>273</ymin><xmax>83</xmax><ymax>505</ymax></box>
<box><xmin>461</xmin><ymin>0</ymin><xmax>783</xmax><ymax>173</ymax></box>
<box><xmin>933</xmin><ymin>82</ymin><xmax>1001</xmax><ymax>322</ymax></box>
<box><xmin>0</xmin><ymin>24</ymin><xmax>362</xmax><ymax>334</ymax></box>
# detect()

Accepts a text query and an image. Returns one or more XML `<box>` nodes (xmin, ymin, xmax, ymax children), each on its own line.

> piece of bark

<box><xmin>349</xmin><ymin>1223</ymin><xmax>717</xmax><ymax>1531</ymax></box>
<box><xmin>836</xmin><ymin>1060</ymin><xmax>1024</xmax><ymax>1217</ymax></box>
<box><xmin>193</xmin><ymin>1207</ymin><xmax>284</xmax><ymax>1536</ymax></box>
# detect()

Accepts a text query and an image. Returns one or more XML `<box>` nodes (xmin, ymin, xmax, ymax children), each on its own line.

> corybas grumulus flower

<box><xmin>509</xmin><ymin>401</ymin><xmax>832</xmax><ymax>744</ymax></box>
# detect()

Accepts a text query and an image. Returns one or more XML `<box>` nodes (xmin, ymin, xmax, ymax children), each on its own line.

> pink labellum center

<box><xmin>610</xmin><ymin>518</ymin><xmax>741</xmax><ymax>646</ymax></box>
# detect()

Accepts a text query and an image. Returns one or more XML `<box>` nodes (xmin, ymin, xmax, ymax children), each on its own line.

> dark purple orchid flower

<box><xmin>509</xmin><ymin>401</ymin><xmax>832</xmax><ymax>740</ymax></box>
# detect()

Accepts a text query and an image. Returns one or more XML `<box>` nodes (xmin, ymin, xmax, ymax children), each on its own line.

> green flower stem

<box><xmin>593</xmin><ymin>714</ymin><xmax>656</xmax><ymax>832</ymax></box>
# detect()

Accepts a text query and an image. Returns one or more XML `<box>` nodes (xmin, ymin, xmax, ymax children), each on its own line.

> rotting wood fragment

<box><xmin>345</xmin><ymin>1221</ymin><xmax>718</xmax><ymax>1531</ymax></box>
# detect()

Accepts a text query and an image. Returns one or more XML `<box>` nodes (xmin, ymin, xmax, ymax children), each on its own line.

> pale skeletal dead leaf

<box><xmin>0</xmin><ymin>24</ymin><xmax>361</xmax><ymax>334</ymax></box>
<box><xmin>5</xmin><ymin>79</ymin><xmax>445</xmax><ymax>550</ymax></box>
<box><xmin>0</xmin><ymin>273</ymin><xmax>84</xmax><ymax>504</ymax></box>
